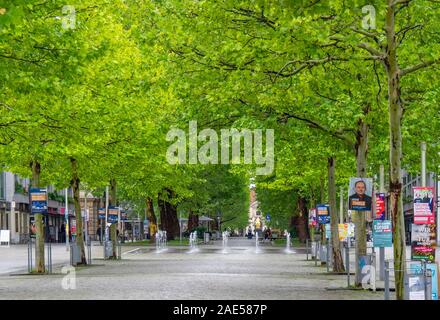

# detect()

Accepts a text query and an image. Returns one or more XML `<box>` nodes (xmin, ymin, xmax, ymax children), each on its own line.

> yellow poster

<box><xmin>338</xmin><ymin>223</ymin><xmax>348</xmax><ymax>241</ymax></box>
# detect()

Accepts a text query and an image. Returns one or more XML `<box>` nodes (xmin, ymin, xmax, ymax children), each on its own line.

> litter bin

<box><xmin>204</xmin><ymin>232</ymin><xmax>210</xmax><ymax>244</ymax></box>
<box><xmin>104</xmin><ymin>240</ymin><xmax>113</xmax><ymax>259</ymax></box>
<box><xmin>70</xmin><ymin>243</ymin><xmax>81</xmax><ymax>265</ymax></box>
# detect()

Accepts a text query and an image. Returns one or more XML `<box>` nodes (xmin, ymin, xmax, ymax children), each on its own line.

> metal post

<box><xmin>326</xmin><ymin>244</ymin><xmax>330</xmax><ymax>272</ymax></box>
<box><xmin>379</xmin><ymin>247</ymin><xmax>385</xmax><ymax>281</ymax></box>
<box><xmin>426</xmin><ymin>269</ymin><xmax>432</xmax><ymax>300</ymax></box>
<box><xmin>379</xmin><ymin>164</ymin><xmax>385</xmax><ymax>280</ymax></box>
<box><xmin>179</xmin><ymin>212</ymin><xmax>182</xmax><ymax>245</ymax></box>
<box><xmin>315</xmin><ymin>240</ymin><xmax>318</xmax><ymax>266</ymax></box>
<box><xmin>340</xmin><ymin>186</ymin><xmax>344</xmax><ymax>224</ymax></box>
<box><xmin>306</xmin><ymin>239</ymin><xmax>309</xmax><ymax>261</ymax></box>
<box><xmin>28</xmin><ymin>238</ymin><xmax>31</xmax><ymax>273</ymax></box>
<box><xmin>104</xmin><ymin>186</ymin><xmax>109</xmax><ymax>259</ymax></box>
<box><xmin>384</xmin><ymin>261</ymin><xmax>390</xmax><ymax>300</ymax></box>
<box><xmin>65</xmin><ymin>188</ymin><xmax>69</xmax><ymax>251</ymax></box>
<box><xmin>346</xmin><ymin>243</ymin><xmax>350</xmax><ymax>287</ymax></box>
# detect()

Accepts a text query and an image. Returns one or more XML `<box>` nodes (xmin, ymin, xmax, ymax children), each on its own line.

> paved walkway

<box><xmin>0</xmin><ymin>238</ymin><xmax>389</xmax><ymax>300</ymax></box>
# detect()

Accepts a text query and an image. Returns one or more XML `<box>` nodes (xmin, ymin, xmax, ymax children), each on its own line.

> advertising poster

<box><xmin>30</xmin><ymin>188</ymin><xmax>48</xmax><ymax>215</ymax></box>
<box><xmin>348</xmin><ymin>178</ymin><xmax>373</xmax><ymax>211</ymax></box>
<box><xmin>29</xmin><ymin>216</ymin><xmax>36</xmax><ymax>238</ymax></box>
<box><xmin>375</xmin><ymin>193</ymin><xmax>386</xmax><ymax>220</ymax></box>
<box><xmin>338</xmin><ymin>224</ymin><xmax>348</xmax><ymax>241</ymax></box>
<box><xmin>411</xmin><ymin>224</ymin><xmax>436</xmax><ymax>262</ymax></box>
<box><xmin>98</xmin><ymin>208</ymin><xmax>105</xmax><ymax>219</ymax></box>
<box><xmin>108</xmin><ymin>206</ymin><xmax>119</xmax><ymax>223</ymax></box>
<box><xmin>70</xmin><ymin>219</ymin><xmax>76</xmax><ymax>236</ymax></box>
<box><xmin>410</xmin><ymin>262</ymin><xmax>439</xmax><ymax>300</ymax></box>
<box><xmin>413</xmin><ymin>187</ymin><xmax>435</xmax><ymax>224</ymax></box>
<box><xmin>325</xmin><ymin>224</ymin><xmax>331</xmax><ymax>239</ymax></box>
<box><xmin>317</xmin><ymin>204</ymin><xmax>330</xmax><ymax>224</ymax></box>
<box><xmin>309</xmin><ymin>208</ymin><xmax>317</xmax><ymax>226</ymax></box>
<box><xmin>372</xmin><ymin>220</ymin><xmax>392</xmax><ymax>247</ymax></box>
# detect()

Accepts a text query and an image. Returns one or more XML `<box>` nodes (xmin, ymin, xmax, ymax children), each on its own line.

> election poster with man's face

<box><xmin>348</xmin><ymin>177</ymin><xmax>373</xmax><ymax>211</ymax></box>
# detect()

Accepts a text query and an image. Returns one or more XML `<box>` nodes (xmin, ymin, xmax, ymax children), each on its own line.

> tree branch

<box><xmin>400</xmin><ymin>59</ymin><xmax>440</xmax><ymax>76</ymax></box>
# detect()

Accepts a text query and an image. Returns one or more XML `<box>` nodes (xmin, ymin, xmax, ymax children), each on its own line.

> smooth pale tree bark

<box><xmin>158</xmin><ymin>189</ymin><xmax>180</xmax><ymax>240</ymax></box>
<box><xmin>31</xmin><ymin>160</ymin><xmax>45</xmax><ymax>273</ymax></box>
<box><xmin>146</xmin><ymin>197</ymin><xmax>157</xmax><ymax>244</ymax></box>
<box><xmin>384</xmin><ymin>1</ymin><xmax>406</xmax><ymax>299</ymax></box>
<box><xmin>109</xmin><ymin>178</ymin><xmax>118</xmax><ymax>259</ymax></box>
<box><xmin>353</xmin><ymin>106</ymin><xmax>369</xmax><ymax>286</ymax></box>
<box><xmin>328</xmin><ymin>157</ymin><xmax>345</xmax><ymax>272</ymax></box>
<box><xmin>70</xmin><ymin>158</ymin><xmax>87</xmax><ymax>265</ymax></box>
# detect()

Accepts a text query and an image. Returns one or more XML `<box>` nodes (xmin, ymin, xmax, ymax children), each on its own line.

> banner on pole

<box><xmin>317</xmin><ymin>204</ymin><xmax>330</xmax><ymax>224</ymax></box>
<box><xmin>348</xmin><ymin>178</ymin><xmax>373</xmax><ymax>211</ymax></box>
<box><xmin>413</xmin><ymin>187</ymin><xmax>435</xmax><ymax>224</ymax></box>
<box><xmin>30</xmin><ymin>188</ymin><xmax>48</xmax><ymax>215</ymax></box>
<box><xmin>375</xmin><ymin>193</ymin><xmax>386</xmax><ymax>220</ymax></box>
<box><xmin>373</xmin><ymin>220</ymin><xmax>392</xmax><ymax>247</ymax></box>
<box><xmin>411</xmin><ymin>224</ymin><xmax>436</xmax><ymax>262</ymax></box>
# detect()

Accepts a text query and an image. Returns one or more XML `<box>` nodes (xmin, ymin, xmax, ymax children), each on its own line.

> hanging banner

<box><xmin>70</xmin><ymin>218</ymin><xmax>76</xmax><ymax>236</ymax></box>
<box><xmin>338</xmin><ymin>224</ymin><xmax>348</xmax><ymax>241</ymax></box>
<box><xmin>413</xmin><ymin>187</ymin><xmax>435</xmax><ymax>224</ymax></box>
<box><xmin>375</xmin><ymin>193</ymin><xmax>386</xmax><ymax>220</ymax></box>
<box><xmin>98</xmin><ymin>208</ymin><xmax>105</xmax><ymax>219</ymax></box>
<box><xmin>348</xmin><ymin>178</ymin><xmax>373</xmax><ymax>211</ymax></box>
<box><xmin>317</xmin><ymin>204</ymin><xmax>330</xmax><ymax>224</ymax></box>
<box><xmin>411</xmin><ymin>224</ymin><xmax>436</xmax><ymax>262</ymax></box>
<box><xmin>108</xmin><ymin>206</ymin><xmax>119</xmax><ymax>223</ymax></box>
<box><xmin>29</xmin><ymin>188</ymin><xmax>48</xmax><ymax>215</ymax></box>
<box><xmin>309</xmin><ymin>208</ymin><xmax>317</xmax><ymax>226</ymax></box>
<box><xmin>373</xmin><ymin>220</ymin><xmax>393</xmax><ymax>247</ymax></box>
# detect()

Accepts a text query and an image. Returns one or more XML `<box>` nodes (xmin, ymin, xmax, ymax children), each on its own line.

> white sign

<box><xmin>0</xmin><ymin>230</ymin><xmax>10</xmax><ymax>247</ymax></box>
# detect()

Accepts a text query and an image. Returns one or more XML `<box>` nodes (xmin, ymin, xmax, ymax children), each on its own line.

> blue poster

<box><xmin>30</xmin><ymin>188</ymin><xmax>48</xmax><ymax>215</ymax></box>
<box><xmin>410</xmin><ymin>263</ymin><xmax>438</xmax><ymax>300</ymax></box>
<box><xmin>98</xmin><ymin>208</ymin><xmax>105</xmax><ymax>219</ymax></box>
<box><xmin>317</xmin><ymin>204</ymin><xmax>330</xmax><ymax>224</ymax></box>
<box><xmin>373</xmin><ymin>220</ymin><xmax>393</xmax><ymax>247</ymax></box>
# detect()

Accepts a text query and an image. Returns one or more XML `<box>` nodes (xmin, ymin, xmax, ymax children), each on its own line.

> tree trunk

<box><xmin>328</xmin><ymin>157</ymin><xmax>345</xmax><ymax>272</ymax></box>
<box><xmin>109</xmin><ymin>178</ymin><xmax>118</xmax><ymax>259</ymax></box>
<box><xmin>188</xmin><ymin>209</ymin><xmax>199</xmax><ymax>232</ymax></box>
<box><xmin>31</xmin><ymin>160</ymin><xmax>45</xmax><ymax>273</ymax></box>
<box><xmin>353</xmin><ymin>105</ymin><xmax>370</xmax><ymax>286</ymax></box>
<box><xmin>70</xmin><ymin>158</ymin><xmax>87</xmax><ymax>265</ymax></box>
<box><xmin>296</xmin><ymin>196</ymin><xmax>309</xmax><ymax>243</ymax></box>
<box><xmin>384</xmin><ymin>0</ymin><xmax>406</xmax><ymax>299</ymax></box>
<box><xmin>146</xmin><ymin>197</ymin><xmax>157</xmax><ymax>244</ymax></box>
<box><xmin>158</xmin><ymin>189</ymin><xmax>180</xmax><ymax>240</ymax></box>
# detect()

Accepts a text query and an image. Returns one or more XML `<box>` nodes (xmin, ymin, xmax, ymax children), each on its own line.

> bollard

<box><xmin>384</xmin><ymin>261</ymin><xmax>390</xmax><ymax>300</ymax></box>
<box><xmin>306</xmin><ymin>239</ymin><xmax>309</xmax><ymax>261</ymax></box>
<box><xmin>326</xmin><ymin>244</ymin><xmax>330</xmax><ymax>272</ymax></box>
<box><xmin>88</xmin><ymin>238</ymin><xmax>92</xmax><ymax>265</ymax></box>
<box><xmin>27</xmin><ymin>239</ymin><xmax>32</xmax><ymax>273</ymax></box>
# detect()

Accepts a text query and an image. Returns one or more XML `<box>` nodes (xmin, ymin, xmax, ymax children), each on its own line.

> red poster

<box><xmin>413</xmin><ymin>187</ymin><xmax>435</xmax><ymax>224</ymax></box>
<box><xmin>375</xmin><ymin>193</ymin><xmax>385</xmax><ymax>220</ymax></box>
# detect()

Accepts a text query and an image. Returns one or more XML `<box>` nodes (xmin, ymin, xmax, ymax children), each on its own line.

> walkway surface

<box><xmin>0</xmin><ymin>238</ymin><xmax>391</xmax><ymax>300</ymax></box>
